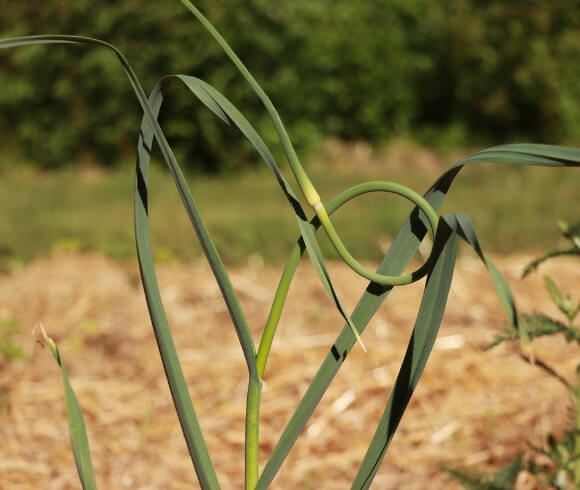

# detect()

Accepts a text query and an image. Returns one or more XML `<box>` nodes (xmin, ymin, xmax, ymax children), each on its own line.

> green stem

<box><xmin>245</xmin><ymin>376</ymin><xmax>262</xmax><ymax>490</ymax></box>
<box><xmin>246</xmin><ymin>255</ymin><xmax>299</xmax><ymax>490</ymax></box>
<box><xmin>256</xmin><ymin>246</ymin><xmax>301</xmax><ymax>379</ymax></box>
<box><xmin>315</xmin><ymin>181</ymin><xmax>439</xmax><ymax>285</ymax></box>
<box><xmin>180</xmin><ymin>1</ymin><xmax>444</xmax><ymax>288</ymax></box>
<box><xmin>249</xmin><ymin>182</ymin><xmax>439</xmax><ymax>487</ymax></box>
<box><xmin>247</xmin><ymin>247</ymin><xmax>303</xmax><ymax>486</ymax></box>
<box><xmin>256</xmin><ymin>181</ymin><xmax>439</xmax><ymax>383</ymax></box>
<box><xmin>178</xmin><ymin>0</ymin><xmax>320</xmax><ymax>205</ymax></box>
<box><xmin>248</xmin><ymin>237</ymin><xmax>303</xmax><ymax>490</ymax></box>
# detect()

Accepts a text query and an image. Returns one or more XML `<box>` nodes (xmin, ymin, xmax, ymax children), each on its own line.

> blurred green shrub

<box><xmin>441</xmin><ymin>221</ymin><xmax>580</xmax><ymax>489</ymax></box>
<box><xmin>1</xmin><ymin>1</ymin><xmax>579</xmax><ymax>171</ymax></box>
<box><xmin>0</xmin><ymin>318</ymin><xmax>24</xmax><ymax>362</ymax></box>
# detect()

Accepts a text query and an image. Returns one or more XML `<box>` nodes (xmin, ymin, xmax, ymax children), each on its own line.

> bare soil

<box><xmin>0</xmin><ymin>252</ymin><xmax>578</xmax><ymax>489</ymax></box>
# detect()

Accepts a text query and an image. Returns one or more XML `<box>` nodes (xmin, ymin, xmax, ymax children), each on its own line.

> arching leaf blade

<box><xmin>166</xmin><ymin>75</ymin><xmax>365</xmax><ymax>348</ymax></box>
<box><xmin>1</xmin><ymin>34</ymin><xmax>223</xmax><ymax>489</ymax></box>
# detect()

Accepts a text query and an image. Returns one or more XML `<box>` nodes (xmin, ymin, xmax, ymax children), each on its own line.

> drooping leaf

<box><xmin>352</xmin><ymin>216</ymin><xmax>460</xmax><ymax>488</ymax></box>
<box><xmin>0</xmin><ymin>34</ymin><xmax>222</xmax><ymax>489</ymax></box>
<box><xmin>154</xmin><ymin>74</ymin><xmax>365</xmax><ymax>348</ymax></box>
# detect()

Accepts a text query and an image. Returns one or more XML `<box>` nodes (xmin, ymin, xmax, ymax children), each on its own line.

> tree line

<box><xmin>0</xmin><ymin>0</ymin><xmax>578</xmax><ymax>171</ymax></box>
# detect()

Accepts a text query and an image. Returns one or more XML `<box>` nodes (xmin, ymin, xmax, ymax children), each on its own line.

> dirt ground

<box><xmin>0</xmin><ymin>251</ymin><xmax>578</xmax><ymax>489</ymax></box>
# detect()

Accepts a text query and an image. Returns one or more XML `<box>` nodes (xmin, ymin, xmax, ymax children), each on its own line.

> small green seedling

<box><xmin>442</xmin><ymin>221</ymin><xmax>580</xmax><ymax>489</ymax></box>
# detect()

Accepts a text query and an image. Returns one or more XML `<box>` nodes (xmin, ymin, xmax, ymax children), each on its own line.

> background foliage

<box><xmin>0</xmin><ymin>1</ymin><xmax>579</xmax><ymax>172</ymax></box>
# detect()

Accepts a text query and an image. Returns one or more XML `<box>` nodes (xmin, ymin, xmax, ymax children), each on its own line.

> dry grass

<box><xmin>0</xmin><ymin>252</ymin><xmax>578</xmax><ymax>489</ymax></box>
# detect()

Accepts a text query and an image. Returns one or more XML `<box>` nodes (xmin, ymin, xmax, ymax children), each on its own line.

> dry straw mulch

<box><xmin>0</xmin><ymin>252</ymin><xmax>578</xmax><ymax>489</ymax></box>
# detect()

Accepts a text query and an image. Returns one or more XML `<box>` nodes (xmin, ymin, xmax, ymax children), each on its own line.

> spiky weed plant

<box><xmin>2</xmin><ymin>2</ymin><xmax>580</xmax><ymax>488</ymax></box>
<box><xmin>441</xmin><ymin>222</ymin><xmax>580</xmax><ymax>489</ymax></box>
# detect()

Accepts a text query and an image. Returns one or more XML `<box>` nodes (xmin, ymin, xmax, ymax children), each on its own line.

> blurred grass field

<box><xmin>0</xmin><ymin>145</ymin><xmax>578</xmax><ymax>269</ymax></box>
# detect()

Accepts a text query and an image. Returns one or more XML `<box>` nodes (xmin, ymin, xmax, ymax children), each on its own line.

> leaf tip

<box><xmin>33</xmin><ymin>322</ymin><xmax>58</xmax><ymax>358</ymax></box>
<box><xmin>350</xmin><ymin>324</ymin><xmax>367</xmax><ymax>352</ymax></box>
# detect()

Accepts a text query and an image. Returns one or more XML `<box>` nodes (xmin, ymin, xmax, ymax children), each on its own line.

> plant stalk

<box><xmin>256</xmin><ymin>247</ymin><xmax>300</xmax><ymax>378</ymax></box>
<box><xmin>245</xmin><ymin>376</ymin><xmax>262</xmax><ymax>490</ymax></box>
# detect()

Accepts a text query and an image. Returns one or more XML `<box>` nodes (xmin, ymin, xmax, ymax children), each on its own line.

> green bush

<box><xmin>1</xmin><ymin>1</ymin><xmax>579</xmax><ymax>171</ymax></box>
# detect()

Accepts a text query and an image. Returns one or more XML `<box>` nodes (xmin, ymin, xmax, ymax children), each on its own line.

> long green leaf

<box><xmin>153</xmin><ymin>74</ymin><xmax>365</xmax><ymax>348</ymax></box>
<box><xmin>140</xmin><ymin>80</ymin><xmax>257</xmax><ymax>375</ymax></box>
<box><xmin>135</xmin><ymin>90</ymin><xmax>222</xmax><ymax>489</ymax></box>
<box><xmin>177</xmin><ymin>3</ymin><xmax>368</xmax><ymax>346</ymax></box>
<box><xmin>36</xmin><ymin>325</ymin><xmax>97</xmax><ymax>490</ymax></box>
<box><xmin>186</xmin><ymin>74</ymin><xmax>368</xmax><ymax>346</ymax></box>
<box><xmin>0</xmin><ymin>35</ymin><xmax>222</xmax><ymax>489</ymax></box>
<box><xmin>353</xmin><ymin>216</ymin><xmax>458</xmax><ymax>488</ymax></box>
<box><xmin>352</xmin><ymin>213</ymin><xmax>522</xmax><ymax>486</ymax></box>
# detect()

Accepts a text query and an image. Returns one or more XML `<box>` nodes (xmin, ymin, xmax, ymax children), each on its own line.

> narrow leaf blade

<box><xmin>36</xmin><ymin>325</ymin><xmax>98</xmax><ymax>490</ymax></box>
<box><xmin>352</xmin><ymin>218</ymin><xmax>458</xmax><ymax>488</ymax></box>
